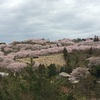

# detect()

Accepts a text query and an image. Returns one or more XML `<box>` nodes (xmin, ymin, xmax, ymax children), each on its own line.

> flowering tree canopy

<box><xmin>69</xmin><ymin>67</ymin><xmax>90</xmax><ymax>82</ymax></box>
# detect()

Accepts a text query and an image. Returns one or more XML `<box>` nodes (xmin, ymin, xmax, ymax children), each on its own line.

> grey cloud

<box><xmin>0</xmin><ymin>0</ymin><xmax>100</xmax><ymax>43</ymax></box>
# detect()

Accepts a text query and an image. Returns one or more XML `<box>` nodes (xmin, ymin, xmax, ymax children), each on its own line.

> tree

<box><xmin>47</xmin><ymin>64</ymin><xmax>57</xmax><ymax>77</ymax></box>
<box><xmin>60</xmin><ymin>66</ymin><xmax>65</xmax><ymax>72</ymax></box>
<box><xmin>37</xmin><ymin>64</ymin><xmax>45</xmax><ymax>74</ymax></box>
<box><xmin>88</xmin><ymin>47</ymin><xmax>93</xmax><ymax>55</ymax></box>
<box><xmin>90</xmin><ymin>64</ymin><xmax>100</xmax><ymax>78</ymax></box>
<box><xmin>17</xmin><ymin>66</ymin><xmax>60</xmax><ymax>100</ymax></box>
<box><xmin>63</xmin><ymin>48</ymin><xmax>68</xmax><ymax>61</ymax></box>
<box><xmin>65</xmin><ymin>65</ymin><xmax>72</xmax><ymax>74</ymax></box>
<box><xmin>70</xmin><ymin>67</ymin><xmax>90</xmax><ymax>81</ymax></box>
<box><xmin>75</xmin><ymin>55</ymin><xmax>79</xmax><ymax>67</ymax></box>
<box><xmin>67</xmin><ymin>57</ymin><xmax>71</xmax><ymax>66</ymax></box>
<box><xmin>94</xmin><ymin>35</ymin><xmax>99</xmax><ymax>42</ymax></box>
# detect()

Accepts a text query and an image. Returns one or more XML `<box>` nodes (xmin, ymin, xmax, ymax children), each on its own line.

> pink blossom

<box><xmin>31</xmin><ymin>44</ymin><xmax>42</xmax><ymax>50</ymax></box>
<box><xmin>0</xmin><ymin>55</ymin><xmax>14</xmax><ymax>68</ymax></box>
<box><xmin>55</xmin><ymin>38</ymin><xmax>75</xmax><ymax>45</ymax></box>
<box><xmin>4</xmin><ymin>47</ymin><xmax>13</xmax><ymax>52</ymax></box>
<box><xmin>0</xmin><ymin>51</ymin><xmax>4</xmax><ymax>56</ymax></box>
<box><xmin>87</xmin><ymin>57</ymin><xmax>100</xmax><ymax>67</ymax></box>
<box><xmin>70</xmin><ymin>67</ymin><xmax>90</xmax><ymax>81</ymax></box>
<box><xmin>7</xmin><ymin>53</ymin><xmax>16</xmax><ymax>59</ymax></box>
<box><xmin>15</xmin><ymin>50</ymin><xmax>32</xmax><ymax>58</ymax></box>
<box><xmin>0</xmin><ymin>44</ymin><xmax>7</xmax><ymax>49</ymax></box>
<box><xmin>7</xmin><ymin>62</ymin><xmax>27</xmax><ymax>72</ymax></box>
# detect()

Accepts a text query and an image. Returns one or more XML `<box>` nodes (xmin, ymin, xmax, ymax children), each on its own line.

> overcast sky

<box><xmin>0</xmin><ymin>0</ymin><xmax>100</xmax><ymax>43</ymax></box>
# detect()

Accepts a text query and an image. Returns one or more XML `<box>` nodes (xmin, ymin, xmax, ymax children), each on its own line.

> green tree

<box><xmin>65</xmin><ymin>66</ymin><xmax>72</xmax><ymax>74</ymax></box>
<box><xmin>63</xmin><ymin>48</ymin><xmax>68</xmax><ymax>61</ymax></box>
<box><xmin>47</xmin><ymin>64</ymin><xmax>57</xmax><ymax>77</ymax></box>
<box><xmin>37</xmin><ymin>64</ymin><xmax>45</xmax><ymax>74</ymax></box>
<box><xmin>90</xmin><ymin>65</ymin><xmax>100</xmax><ymax>78</ymax></box>
<box><xmin>89</xmin><ymin>47</ymin><xmax>93</xmax><ymax>55</ymax></box>
<box><xmin>94</xmin><ymin>35</ymin><xmax>99</xmax><ymax>42</ymax></box>
<box><xmin>75</xmin><ymin>55</ymin><xmax>79</xmax><ymax>67</ymax></box>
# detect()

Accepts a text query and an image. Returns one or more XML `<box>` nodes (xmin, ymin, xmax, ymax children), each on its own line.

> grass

<box><xmin>18</xmin><ymin>53</ymin><xmax>66</xmax><ymax>67</ymax></box>
<box><xmin>17</xmin><ymin>48</ymin><xmax>100</xmax><ymax>68</ymax></box>
<box><xmin>17</xmin><ymin>51</ymin><xmax>89</xmax><ymax>68</ymax></box>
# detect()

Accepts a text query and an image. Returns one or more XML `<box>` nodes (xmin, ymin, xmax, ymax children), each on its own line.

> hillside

<box><xmin>0</xmin><ymin>36</ymin><xmax>100</xmax><ymax>100</ymax></box>
<box><xmin>0</xmin><ymin>36</ymin><xmax>100</xmax><ymax>71</ymax></box>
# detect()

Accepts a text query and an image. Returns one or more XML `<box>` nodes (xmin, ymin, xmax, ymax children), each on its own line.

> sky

<box><xmin>0</xmin><ymin>0</ymin><xmax>100</xmax><ymax>43</ymax></box>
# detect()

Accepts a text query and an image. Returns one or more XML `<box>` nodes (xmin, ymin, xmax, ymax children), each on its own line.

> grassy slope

<box><xmin>18</xmin><ymin>53</ymin><xmax>66</xmax><ymax>66</ymax></box>
<box><xmin>34</xmin><ymin>53</ymin><xmax>66</xmax><ymax>66</ymax></box>
<box><xmin>18</xmin><ymin>51</ymin><xmax>89</xmax><ymax>68</ymax></box>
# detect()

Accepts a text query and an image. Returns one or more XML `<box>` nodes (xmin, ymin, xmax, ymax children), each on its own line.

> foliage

<box><xmin>70</xmin><ymin>67</ymin><xmax>90</xmax><ymax>81</ymax></box>
<box><xmin>59</xmin><ymin>93</ymin><xmax>76</xmax><ymax>100</ymax></box>
<box><xmin>94</xmin><ymin>35</ymin><xmax>99</xmax><ymax>42</ymax></box>
<box><xmin>90</xmin><ymin>64</ymin><xmax>100</xmax><ymax>78</ymax></box>
<box><xmin>63</xmin><ymin>48</ymin><xmax>68</xmax><ymax>61</ymax></box>
<box><xmin>47</xmin><ymin>64</ymin><xmax>57</xmax><ymax>77</ymax></box>
<box><xmin>74</xmin><ymin>76</ymin><xmax>100</xmax><ymax>99</ymax></box>
<box><xmin>65</xmin><ymin>65</ymin><xmax>72</xmax><ymax>74</ymax></box>
<box><xmin>0</xmin><ymin>66</ymin><xmax>60</xmax><ymax>100</ymax></box>
<box><xmin>75</xmin><ymin>55</ymin><xmax>79</xmax><ymax>67</ymax></box>
<box><xmin>88</xmin><ymin>47</ymin><xmax>93</xmax><ymax>55</ymax></box>
<box><xmin>37</xmin><ymin>64</ymin><xmax>45</xmax><ymax>74</ymax></box>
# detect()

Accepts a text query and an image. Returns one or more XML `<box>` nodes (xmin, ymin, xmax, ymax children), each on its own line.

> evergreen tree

<box><xmin>37</xmin><ymin>64</ymin><xmax>45</xmax><ymax>74</ymax></box>
<box><xmin>47</xmin><ymin>64</ymin><xmax>57</xmax><ymax>77</ymax></box>
<box><xmin>94</xmin><ymin>35</ymin><xmax>99</xmax><ymax>42</ymax></box>
<box><xmin>63</xmin><ymin>48</ymin><xmax>68</xmax><ymax>61</ymax></box>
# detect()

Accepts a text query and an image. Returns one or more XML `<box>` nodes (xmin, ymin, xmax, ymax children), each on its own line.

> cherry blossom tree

<box><xmin>7</xmin><ymin>62</ymin><xmax>27</xmax><ymax>72</ymax></box>
<box><xmin>0</xmin><ymin>55</ymin><xmax>14</xmax><ymax>68</ymax></box>
<box><xmin>69</xmin><ymin>67</ymin><xmax>90</xmax><ymax>82</ymax></box>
